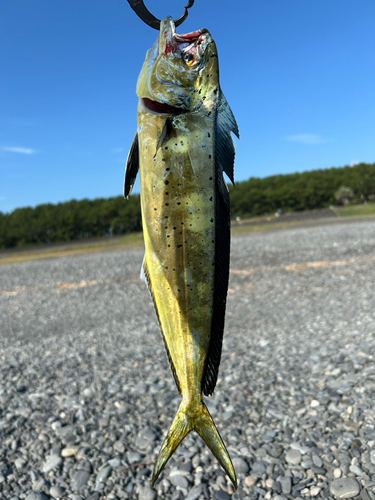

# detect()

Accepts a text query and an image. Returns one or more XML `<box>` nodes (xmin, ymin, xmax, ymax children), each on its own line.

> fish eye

<box><xmin>183</xmin><ymin>52</ymin><xmax>198</xmax><ymax>67</ymax></box>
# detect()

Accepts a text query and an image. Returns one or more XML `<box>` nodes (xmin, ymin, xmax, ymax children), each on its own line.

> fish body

<box><xmin>125</xmin><ymin>17</ymin><xmax>239</xmax><ymax>487</ymax></box>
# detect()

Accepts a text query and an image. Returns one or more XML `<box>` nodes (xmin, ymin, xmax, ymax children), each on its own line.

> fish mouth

<box><xmin>141</xmin><ymin>18</ymin><xmax>209</xmax><ymax>115</ymax></box>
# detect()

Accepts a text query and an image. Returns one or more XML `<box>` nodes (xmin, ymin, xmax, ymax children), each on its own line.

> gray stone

<box><xmin>42</xmin><ymin>457</ymin><xmax>62</xmax><ymax>473</ymax></box>
<box><xmin>349</xmin><ymin>465</ymin><xmax>363</xmax><ymax>476</ymax></box>
<box><xmin>138</xmin><ymin>486</ymin><xmax>157</xmax><ymax>500</ymax></box>
<box><xmin>370</xmin><ymin>450</ymin><xmax>375</xmax><ymax>466</ymax></box>
<box><xmin>70</xmin><ymin>470</ymin><xmax>90</xmax><ymax>491</ymax></box>
<box><xmin>251</xmin><ymin>461</ymin><xmax>267</xmax><ymax>476</ymax></box>
<box><xmin>280</xmin><ymin>476</ymin><xmax>292</xmax><ymax>494</ymax></box>
<box><xmin>361</xmin><ymin>490</ymin><xmax>371</xmax><ymax>500</ymax></box>
<box><xmin>312</xmin><ymin>455</ymin><xmax>323</xmax><ymax>467</ymax></box>
<box><xmin>15</xmin><ymin>457</ymin><xmax>27</xmax><ymax>470</ymax></box>
<box><xmin>169</xmin><ymin>473</ymin><xmax>189</xmax><ymax>489</ymax></box>
<box><xmin>25</xmin><ymin>494</ymin><xmax>50</xmax><ymax>500</ymax></box>
<box><xmin>127</xmin><ymin>452</ymin><xmax>143</xmax><ymax>464</ymax></box>
<box><xmin>285</xmin><ymin>449</ymin><xmax>302</xmax><ymax>465</ymax></box>
<box><xmin>214</xmin><ymin>491</ymin><xmax>231</xmax><ymax>500</ymax></box>
<box><xmin>113</xmin><ymin>441</ymin><xmax>125</xmax><ymax>453</ymax></box>
<box><xmin>330</xmin><ymin>478</ymin><xmax>360</xmax><ymax>498</ymax></box>
<box><xmin>96</xmin><ymin>466</ymin><xmax>112</xmax><ymax>483</ymax></box>
<box><xmin>186</xmin><ymin>486</ymin><xmax>203</xmax><ymax>500</ymax></box>
<box><xmin>49</xmin><ymin>486</ymin><xmax>65</xmax><ymax>499</ymax></box>
<box><xmin>135</xmin><ymin>427</ymin><xmax>156</xmax><ymax>450</ymax></box>
<box><xmin>232</xmin><ymin>457</ymin><xmax>249</xmax><ymax>474</ymax></box>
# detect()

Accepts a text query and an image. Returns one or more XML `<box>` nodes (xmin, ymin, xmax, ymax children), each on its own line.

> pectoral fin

<box><xmin>124</xmin><ymin>132</ymin><xmax>139</xmax><ymax>199</ymax></box>
<box><xmin>154</xmin><ymin>118</ymin><xmax>173</xmax><ymax>158</ymax></box>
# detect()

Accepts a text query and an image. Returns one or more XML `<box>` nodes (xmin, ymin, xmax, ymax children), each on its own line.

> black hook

<box><xmin>127</xmin><ymin>0</ymin><xmax>194</xmax><ymax>30</ymax></box>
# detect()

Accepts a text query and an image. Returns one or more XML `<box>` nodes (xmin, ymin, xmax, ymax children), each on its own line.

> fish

<box><xmin>124</xmin><ymin>16</ymin><xmax>239</xmax><ymax>488</ymax></box>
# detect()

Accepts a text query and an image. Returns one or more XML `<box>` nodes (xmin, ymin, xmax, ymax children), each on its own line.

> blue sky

<box><xmin>1</xmin><ymin>0</ymin><xmax>375</xmax><ymax>213</ymax></box>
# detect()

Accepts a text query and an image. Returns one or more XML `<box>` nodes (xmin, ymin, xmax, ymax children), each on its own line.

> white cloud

<box><xmin>350</xmin><ymin>160</ymin><xmax>360</xmax><ymax>166</ymax></box>
<box><xmin>286</xmin><ymin>134</ymin><xmax>331</xmax><ymax>145</ymax></box>
<box><xmin>112</xmin><ymin>147</ymin><xmax>123</xmax><ymax>154</ymax></box>
<box><xmin>2</xmin><ymin>146</ymin><xmax>37</xmax><ymax>155</ymax></box>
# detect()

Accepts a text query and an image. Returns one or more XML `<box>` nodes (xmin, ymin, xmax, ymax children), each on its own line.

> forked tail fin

<box><xmin>151</xmin><ymin>401</ymin><xmax>237</xmax><ymax>489</ymax></box>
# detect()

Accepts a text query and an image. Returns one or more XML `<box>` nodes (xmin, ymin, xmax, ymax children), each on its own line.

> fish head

<box><xmin>136</xmin><ymin>17</ymin><xmax>219</xmax><ymax>113</ymax></box>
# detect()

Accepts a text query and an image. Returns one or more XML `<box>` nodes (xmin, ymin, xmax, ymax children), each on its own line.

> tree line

<box><xmin>0</xmin><ymin>162</ymin><xmax>374</xmax><ymax>249</ymax></box>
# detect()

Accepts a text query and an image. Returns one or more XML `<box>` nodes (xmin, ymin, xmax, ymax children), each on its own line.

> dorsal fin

<box><xmin>215</xmin><ymin>93</ymin><xmax>239</xmax><ymax>185</ymax></box>
<box><xmin>124</xmin><ymin>132</ymin><xmax>139</xmax><ymax>199</ymax></box>
<box><xmin>201</xmin><ymin>91</ymin><xmax>239</xmax><ymax>396</ymax></box>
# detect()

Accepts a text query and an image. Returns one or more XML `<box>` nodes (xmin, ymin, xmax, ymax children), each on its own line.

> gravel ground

<box><xmin>1</xmin><ymin>220</ymin><xmax>375</xmax><ymax>500</ymax></box>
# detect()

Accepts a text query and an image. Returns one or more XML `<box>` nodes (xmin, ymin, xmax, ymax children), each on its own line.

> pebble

<box><xmin>310</xmin><ymin>487</ymin><xmax>321</xmax><ymax>496</ymax></box>
<box><xmin>232</xmin><ymin>457</ymin><xmax>249</xmax><ymax>474</ymax></box>
<box><xmin>330</xmin><ymin>478</ymin><xmax>360</xmax><ymax>498</ymax></box>
<box><xmin>214</xmin><ymin>491</ymin><xmax>231</xmax><ymax>500</ymax></box>
<box><xmin>49</xmin><ymin>486</ymin><xmax>65</xmax><ymax>498</ymax></box>
<box><xmin>186</xmin><ymin>486</ymin><xmax>203</xmax><ymax>500</ymax></box>
<box><xmin>43</xmin><ymin>456</ymin><xmax>62</xmax><ymax>473</ymax></box>
<box><xmin>244</xmin><ymin>476</ymin><xmax>257</xmax><ymax>486</ymax></box>
<box><xmin>138</xmin><ymin>486</ymin><xmax>157</xmax><ymax>500</ymax></box>
<box><xmin>70</xmin><ymin>470</ymin><xmax>91</xmax><ymax>491</ymax></box>
<box><xmin>96</xmin><ymin>466</ymin><xmax>112</xmax><ymax>483</ymax></box>
<box><xmin>61</xmin><ymin>447</ymin><xmax>76</xmax><ymax>457</ymax></box>
<box><xmin>25</xmin><ymin>494</ymin><xmax>50</xmax><ymax>500</ymax></box>
<box><xmin>169</xmin><ymin>473</ymin><xmax>189</xmax><ymax>489</ymax></box>
<box><xmin>279</xmin><ymin>476</ymin><xmax>292</xmax><ymax>494</ymax></box>
<box><xmin>285</xmin><ymin>449</ymin><xmax>302</xmax><ymax>465</ymax></box>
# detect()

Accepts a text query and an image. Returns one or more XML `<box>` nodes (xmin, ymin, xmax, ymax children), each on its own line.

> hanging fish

<box><xmin>124</xmin><ymin>14</ymin><xmax>239</xmax><ymax>488</ymax></box>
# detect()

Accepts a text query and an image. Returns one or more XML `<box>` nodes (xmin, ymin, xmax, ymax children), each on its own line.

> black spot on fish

<box><xmin>168</xmin><ymin>244</ymin><xmax>170</xmax><ymax>247</ymax></box>
<box><xmin>154</xmin><ymin>208</ymin><xmax>157</xmax><ymax>211</ymax></box>
<box><xmin>162</xmin><ymin>158</ymin><xmax>166</xmax><ymax>162</ymax></box>
<box><xmin>209</xmin><ymin>197</ymin><xmax>213</xmax><ymax>201</ymax></box>
<box><xmin>166</xmin><ymin>167</ymin><xmax>170</xmax><ymax>171</ymax></box>
<box><xmin>181</xmin><ymin>222</ymin><xmax>184</xmax><ymax>225</ymax></box>
<box><xmin>165</xmin><ymin>203</ymin><xmax>169</xmax><ymax>206</ymax></box>
<box><xmin>180</xmin><ymin>141</ymin><xmax>184</xmax><ymax>145</ymax></box>
<box><xmin>177</xmin><ymin>202</ymin><xmax>181</xmax><ymax>205</ymax></box>
<box><xmin>209</xmin><ymin>155</ymin><xmax>211</xmax><ymax>159</ymax></box>
<box><xmin>164</xmin><ymin>181</ymin><xmax>169</xmax><ymax>185</ymax></box>
<box><xmin>209</xmin><ymin>177</ymin><xmax>213</xmax><ymax>180</ymax></box>
<box><xmin>165</xmin><ymin>192</ymin><xmax>169</xmax><ymax>195</ymax></box>
<box><xmin>167</xmin><ymin>235</ymin><xmax>170</xmax><ymax>238</ymax></box>
<box><xmin>165</xmin><ymin>266</ymin><xmax>168</xmax><ymax>269</ymax></box>
<box><xmin>212</xmin><ymin>240</ymin><xmax>214</xmax><ymax>243</ymax></box>
<box><xmin>177</xmin><ymin>244</ymin><xmax>182</xmax><ymax>248</ymax></box>
<box><xmin>210</xmin><ymin>218</ymin><xmax>214</xmax><ymax>223</ymax></box>
<box><xmin>213</xmin><ymin>88</ymin><xmax>218</xmax><ymax>94</ymax></box>
<box><xmin>164</xmin><ymin>146</ymin><xmax>168</xmax><ymax>150</ymax></box>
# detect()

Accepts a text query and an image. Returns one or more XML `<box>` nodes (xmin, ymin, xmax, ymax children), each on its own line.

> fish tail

<box><xmin>151</xmin><ymin>401</ymin><xmax>237</xmax><ymax>489</ymax></box>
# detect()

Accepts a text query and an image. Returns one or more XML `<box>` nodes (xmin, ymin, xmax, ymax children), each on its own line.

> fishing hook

<box><xmin>127</xmin><ymin>0</ymin><xmax>194</xmax><ymax>30</ymax></box>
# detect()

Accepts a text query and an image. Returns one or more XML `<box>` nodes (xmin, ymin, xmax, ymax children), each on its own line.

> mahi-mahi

<box><xmin>124</xmin><ymin>17</ymin><xmax>239</xmax><ymax>488</ymax></box>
